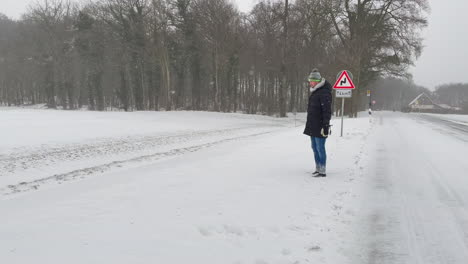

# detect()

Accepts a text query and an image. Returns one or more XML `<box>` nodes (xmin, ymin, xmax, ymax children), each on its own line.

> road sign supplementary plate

<box><xmin>333</xmin><ymin>70</ymin><xmax>355</xmax><ymax>89</ymax></box>
<box><xmin>336</xmin><ymin>89</ymin><xmax>352</xmax><ymax>98</ymax></box>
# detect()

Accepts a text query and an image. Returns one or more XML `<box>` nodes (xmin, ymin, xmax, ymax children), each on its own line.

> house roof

<box><xmin>408</xmin><ymin>93</ymin><xmax>437</xmax><ymax>106</ymax></box>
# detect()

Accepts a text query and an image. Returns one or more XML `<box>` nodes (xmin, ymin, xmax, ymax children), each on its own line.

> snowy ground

<box><xmin>1</xmin><ymin>109</ymin><xmax>468</xmax><ymax>263</ymax></box>
<box><xmin>350</xmin><ymin>112</ymin><xmax>468</xmax><ymax>263</ymax></box>
<box><xmin>0</xmin><ymin>109</ymin><xmax>290</xmax><ymax>194</ymax></box>
<box><xmin>424</xmin><ymin>112</ymin><xmax>468</xmax><ymax>124</ymax></box>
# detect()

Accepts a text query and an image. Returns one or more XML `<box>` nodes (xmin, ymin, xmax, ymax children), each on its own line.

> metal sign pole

<box><xmin>341</xmin><ymin>97</ymin><xmax>345</xmax><ymax>137</ymax></box>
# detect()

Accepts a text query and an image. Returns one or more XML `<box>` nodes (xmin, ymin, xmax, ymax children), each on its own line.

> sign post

<box><xmin>333</xmin><ymin>70</ymin><xmax>356</xmax><ymax>137</ymax></box>
<box><xmin>367</xmin><ymin>90</ymin><xmax>372</xmax><ymax>116</ymax></box>
<box><xmin>335</xmin><ymin>90</ymin><xmax>352</xmax><ymax>136</ymax></box>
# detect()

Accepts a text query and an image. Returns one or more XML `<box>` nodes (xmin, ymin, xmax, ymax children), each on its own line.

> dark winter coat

<box><xmin>303</xmin><ymin>79</ymin><xmax>332</xmax><ymax>138</ymax></box>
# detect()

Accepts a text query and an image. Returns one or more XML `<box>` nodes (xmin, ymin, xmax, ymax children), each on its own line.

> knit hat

<box><xmin>308</xmin><ymin>68</ymin><xmax>322</xmax><ymax>82</ymax></box>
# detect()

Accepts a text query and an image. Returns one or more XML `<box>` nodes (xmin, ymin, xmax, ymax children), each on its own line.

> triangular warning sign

<box><xmin>333</xmin><ymin>71</ymin><xmax>355</xmax><ymax>89</ymax></box>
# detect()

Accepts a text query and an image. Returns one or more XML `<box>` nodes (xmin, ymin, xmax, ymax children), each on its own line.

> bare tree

<box><xmin>327</xmin><ymin>0</ymin><xmax>429</xmax><ymax>116</ymax></box>
<box><xmin>0</xmin><ymin>0</ymin><xmax>429</xmax><ymax>116</ymax></box>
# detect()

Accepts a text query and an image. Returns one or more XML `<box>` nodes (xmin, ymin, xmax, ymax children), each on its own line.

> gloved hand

<box><xmin>321</xmin><ymin>125</ymin><xmax>330</xmax><ymax>137</ymax></box>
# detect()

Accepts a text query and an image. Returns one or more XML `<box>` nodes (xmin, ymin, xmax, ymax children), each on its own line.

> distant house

<box><xmin>407</xmin><ymin>93</ymin><xmax>444</xmax><ymax>113</ymax></box>
<box><xmin>406</xmin><ymin>93</ymin><xmax>460</xmax><ymax>113</ymax></box>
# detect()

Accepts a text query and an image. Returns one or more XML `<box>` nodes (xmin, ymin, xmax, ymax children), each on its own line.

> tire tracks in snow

<box><xmin>0</xmin><ymin>126</ymin><xmax>258</xmax><ymax>175</ymax></box>
<box><xmin>1</xmin><ymin>126</ymin><xmax>282</xmax><ymax>196</ymax></box>
<box><xmin>411</xmin><ymin>114</ymin><xmax>468</xmax><ymax>143</ymax></box>
<box><xmin>363</xmin><ymin>114</ymin><xmax>468</xmax><ymax>264</ymax></box>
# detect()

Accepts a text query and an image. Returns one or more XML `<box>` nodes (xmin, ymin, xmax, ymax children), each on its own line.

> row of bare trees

<box><xmin>434</xmin><ymin>83</ymin><xmax>468</xmax><ymax>113</ymax></box>
<box><xmin>368</xmin><ymin>76</ymin><xmax>430</xmax><ymax>111</ymax></box>
<box><xmin>0</xmin><ymin>0</ymin><xmax>429</xmax><ymax>116</ymax></box>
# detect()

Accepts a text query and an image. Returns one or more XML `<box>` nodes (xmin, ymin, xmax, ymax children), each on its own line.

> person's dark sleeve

<box><xmin>307</xmin><ymin>99</ymin><xmax>312</xmax><ymax>114</ymax></box>
<box><xmin>320</xmin><ymin>92</ymin><xmax>332</xmax><ymax>127</ymax></box>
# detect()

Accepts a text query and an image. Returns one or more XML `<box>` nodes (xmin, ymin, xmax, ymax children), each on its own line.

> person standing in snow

<box><xmin>304</xmin><ymin>69</ymin><xmax>332</xmax><ymax>177</ymax></box>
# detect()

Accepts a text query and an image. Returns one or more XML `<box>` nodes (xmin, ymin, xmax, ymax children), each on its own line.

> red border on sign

<box><xmin>333</xmin><ymin>71</ymin><xmax>355</xmax><ymax>89</ymax></box>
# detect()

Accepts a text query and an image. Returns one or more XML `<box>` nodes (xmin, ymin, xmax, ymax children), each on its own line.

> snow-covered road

<box><xmin>352</xmin><ymin>112</ymin><xmax>468</xmax><ymax>263</ymax></box>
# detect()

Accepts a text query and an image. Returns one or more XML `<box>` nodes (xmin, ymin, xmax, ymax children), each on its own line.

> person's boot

<box><xmin>314</xmin><ymin>166</ymin><xmax>326</xmax><ymax>177</ymax></box>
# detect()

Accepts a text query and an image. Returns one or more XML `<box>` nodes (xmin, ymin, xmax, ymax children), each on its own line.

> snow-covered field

<box><xmin>0</xmin><ymin>108</ymin><xmax>374</xmax><ymax>263</ymax></box>
<box><xmin>0</xmin><ymin>109</ymin><xmax>292</xmax><ymax>194</ymax></box>
<box><xmin>2</xmin><ymin>109</ymin><xmax>468</xmax><ymax>263</ymax></box>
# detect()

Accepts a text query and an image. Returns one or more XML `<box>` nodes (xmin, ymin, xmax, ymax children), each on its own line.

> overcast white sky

<box><xmin>1</xmin><ymin>0</ymin><xmax>467</xmax><ymax>90</ymax></box>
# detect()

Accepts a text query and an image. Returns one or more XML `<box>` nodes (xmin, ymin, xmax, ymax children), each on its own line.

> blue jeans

<box><xmin>311</xmin><ymin>137</ymin><xmax>327</xmax><ymax>173</ymax></box>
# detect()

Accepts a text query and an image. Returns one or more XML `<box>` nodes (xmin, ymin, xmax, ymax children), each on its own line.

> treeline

<box><xmin>368</xmin><ymin>77</ymin><xmax>431</xmax><ymax>111</ymax></box>
<box><xmin>369</xmin><ymin>78</ymin><xmax>468</xmax><ymax>114</ymax></box>
<box><xmin>0</xmin><ymin>0</ymin><xmax>428</xmax><ymax>116</ymax></box>
<box><xmin>434</xmin><ymin>83</ymin><xmax>468</xmax><ymax>113</ymax></box>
